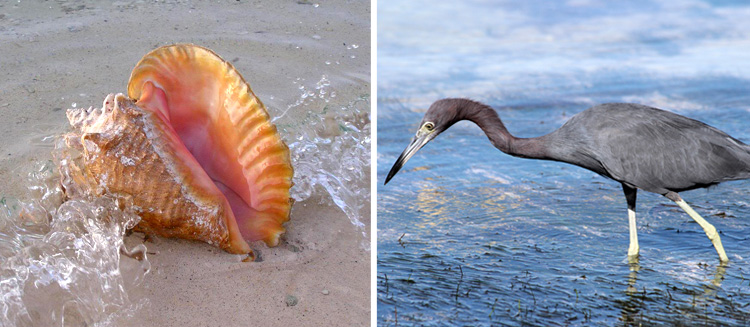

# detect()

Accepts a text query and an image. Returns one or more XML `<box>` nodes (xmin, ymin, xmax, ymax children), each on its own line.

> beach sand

<box><xmin>0</xmin><ymin>1</ymin><xmax>370</xmax><ymax>326</ymax></box>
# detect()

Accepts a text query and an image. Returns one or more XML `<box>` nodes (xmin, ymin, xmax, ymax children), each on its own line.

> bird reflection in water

<box><xmin>620</xmin><ymin>256</ymin><xmax>728</xmax><ymax>324</ymax></box>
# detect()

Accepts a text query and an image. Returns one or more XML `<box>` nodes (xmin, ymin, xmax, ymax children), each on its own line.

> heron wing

<box><xmin>550</xmin><ymin>103</ymin><xmax>750</xmax><ymax>194</ymax></box>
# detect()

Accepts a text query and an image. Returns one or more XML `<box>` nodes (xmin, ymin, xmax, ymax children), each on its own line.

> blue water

<box><xmin>377</xmin><ymin>1</ymin><xmax>750</xmax><ymax>325</ymax></box>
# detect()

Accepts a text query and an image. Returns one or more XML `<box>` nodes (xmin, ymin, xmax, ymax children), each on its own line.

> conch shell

<box><xmin>63</xmin><ymin>44</ymin><xmax>294</xmax><ymax>254</ymax></box>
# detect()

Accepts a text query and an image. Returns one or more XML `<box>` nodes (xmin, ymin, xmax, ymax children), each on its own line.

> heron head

<box><xmin>385</xmin><ymin>99</ymin><xmax>464</xmax><ymax>184</ymax></box>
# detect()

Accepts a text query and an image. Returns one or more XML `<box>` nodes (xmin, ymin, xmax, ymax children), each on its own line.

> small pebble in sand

<box><xmin>322</xmin><ymin>289</ymin><xmax>329</xmax><ymax>295</ymax></box>
<box><xmin>285</xmin><ymin>295</ymin><xmax>298</xmax><ymax>307</ymax></box>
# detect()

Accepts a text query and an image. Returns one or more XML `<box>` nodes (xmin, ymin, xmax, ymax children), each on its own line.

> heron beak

<box><xmin>384</xmin><ymin>132</ymin><xmax>433</xmax><ymax>185</ymax></box>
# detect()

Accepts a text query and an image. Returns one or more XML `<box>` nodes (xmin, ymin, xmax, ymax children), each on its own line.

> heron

<box><xmin>385</xmin><ymin>98</ymin><xmax>750</xmax><ymax>263</ymax></box>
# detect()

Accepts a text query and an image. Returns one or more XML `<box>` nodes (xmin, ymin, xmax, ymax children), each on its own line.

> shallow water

<box><xmin>378</xmin><ymin>1</ymin><xmax>750</xmax><ymax>325</ymax></box>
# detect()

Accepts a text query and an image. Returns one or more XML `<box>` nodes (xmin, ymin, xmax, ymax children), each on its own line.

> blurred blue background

<box><xmin>378</xmin><ymin>0</ymin><xmax>750</xmax><ymax>325</ymax></box>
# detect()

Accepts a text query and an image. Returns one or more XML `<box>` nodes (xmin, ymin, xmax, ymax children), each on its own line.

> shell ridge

<box><xmin>207</xmin><ymin>47</ymin><xmax>293</xmax><ymax>240</ymax></box>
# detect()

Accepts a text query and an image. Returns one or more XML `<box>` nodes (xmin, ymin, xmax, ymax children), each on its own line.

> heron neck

<box><xmin>464</xmin><ymin>102</ymin><xmax>548</xmax><ymax>159</ymax></box>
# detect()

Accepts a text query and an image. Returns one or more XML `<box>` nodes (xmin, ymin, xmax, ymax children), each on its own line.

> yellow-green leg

<box><xmin>665</xmin><ymin>191</ymin><xmax>729</xmax><ymax>263</ymax></box>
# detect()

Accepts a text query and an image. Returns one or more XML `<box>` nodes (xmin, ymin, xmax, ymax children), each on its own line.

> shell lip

<box><xmin>127</xmin><ymin>43</ymin><xmax>294</xmax><ymax>250</ymax></box>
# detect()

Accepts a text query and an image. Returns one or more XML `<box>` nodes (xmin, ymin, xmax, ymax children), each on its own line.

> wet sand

<box><xmin>0</xmin><ymin>1</ymin><xmax>370</xmax><ymax>326</ymax></box>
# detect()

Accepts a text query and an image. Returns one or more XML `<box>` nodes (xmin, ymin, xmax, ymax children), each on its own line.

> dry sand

<box><xmin>0</xmin><ymin>1</ymin><xmax>370</xmax><ymax>326</ymax></box>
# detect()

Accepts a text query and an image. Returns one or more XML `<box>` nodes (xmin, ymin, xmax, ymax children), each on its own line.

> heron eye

<box><xmin>424</xmin><ymin>122</ymin><xmax>435</xmax><ymax>131</ymax></box>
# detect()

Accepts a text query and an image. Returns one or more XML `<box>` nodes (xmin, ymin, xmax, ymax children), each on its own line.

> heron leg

<box><xmin>664</xmin><ymin>192</ymin><xmax>729</xmax><ymax>262</ymax></box>
<box><xmin>623</xmin><ymin>185</ymin><xmax>639</xmax><ymax>258</ymax></box>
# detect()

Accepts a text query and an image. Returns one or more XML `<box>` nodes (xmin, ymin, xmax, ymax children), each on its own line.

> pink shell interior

<box><xmin>128</xmin><ymin>44</ymin><xmax>293</xmax><ymax>247</ymax></box>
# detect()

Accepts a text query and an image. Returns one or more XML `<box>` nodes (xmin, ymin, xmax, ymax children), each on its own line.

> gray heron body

<box><xmin>386</xmin><ymin>98</ymin><xmax>750</xmax><ymax>262</ymax></box>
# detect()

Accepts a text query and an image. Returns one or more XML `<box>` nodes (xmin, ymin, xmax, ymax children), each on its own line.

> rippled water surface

<box><xmin>378</xmin><ymin>1</ymin><xmax>750</xmax><ymax>325</ymax></box>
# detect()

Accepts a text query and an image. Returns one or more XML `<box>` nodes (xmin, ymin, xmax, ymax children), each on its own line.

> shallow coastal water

<box><xmin>0</xmin><ymin>1</ymin><xmax>370</xmax><ymax>326</ymax></box>
<box><xmin>378</xmin><ymin>1</ymin><xmax>750</xmax><ymax>325</ymax></box>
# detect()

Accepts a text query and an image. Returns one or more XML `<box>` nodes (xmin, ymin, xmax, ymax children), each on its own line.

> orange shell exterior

<box><xmin>66</xmin><ymin>94</ymin><xmax>251</xmax><ymax>253</ymax></box>
<box><xmin>127</xmin><ymin>44</ymin><xmax>294</xmax><ymax>247</ymax></box>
